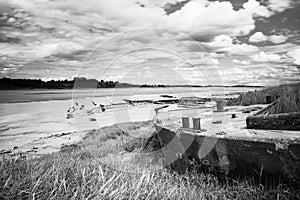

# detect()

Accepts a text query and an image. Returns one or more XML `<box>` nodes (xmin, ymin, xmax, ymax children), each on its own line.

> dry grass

<box><xmin>227</xmin><ymin>83</ymin><xmax>300</xmax><ymax>114</ymax></box>
<box><xmin>1</xmin><ymin>122</ymin><xmax>299</xmax><ymax>200</ymax></box>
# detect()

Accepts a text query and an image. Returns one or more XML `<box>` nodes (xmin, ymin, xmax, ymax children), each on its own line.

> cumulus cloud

<box><xmin>2</xmin><ymin>0</ymin><xmax>287</xmax><ymax>45</ymax></box>
<box><xmin>287</xmin><ymin>48</ymin><xmax>300</xmax><ymax>65</ymax></box>
<box><xmin>249</xmin><ymin>32</ymin><xmax>268</xmax><ymax>43</ymax></box>
<box><xmin>167</xmin><ymin>0</ymin><xmax>271</xmax><ymax>41</ymax></box>
<box><xmin>0</xmin><ymin>0</ymin><xmax>297</xmax><ymax>85</ymax></box>
<box><xmin>269</xmin><ymin>35</ymin><xmax>288</xmax><ymax>44</ymax></box>
<box><xmin>3</xmin><ymin>0</ymin><xmax>277</xmax><ymax>44</ymax></box>
<box><xmin>267</xmin><ymin>0</ymin><xmax>293</xmax><ymax>13</ymax></box>
<box><xmin>211</xmin><ymin>58</ymin><xmax>219</xmax><ymax>65</ymax></box>
<box><xmin>206</xmin><ymin>35</ymin><xmax>234</xmax><ymax>49</ymax></box>
<box><xmin>0</xmin><ymin>40</ymin><xmax>85</xmax><ymax>60</ymax></box>
<box><xmin>217</xmin><ymin>43</ymin><xmax>259</xmax><ymax>55</ymax></box>
<box><xmin>232</xmin><ymin>59</ymin><xmax>251</xmax><ymax>65</ymax></box>
<box><xmin>204</xmin><ymin>35</ymin><xmax>258</xmax><ymax>55</ymax></box>
<box><xmin>251</xmin><ymin>51</ymin><xmax>281</xmax><ymax>63</ymax></box>
<box><xmin>34</xmin><ymin>41</ymin><xmax>85</xmax><ymax>58</ymax></box>
<box><xmin>249</xmin><ymin>32</ymin><xmax>288</xmax><ymax>44</ymax></box>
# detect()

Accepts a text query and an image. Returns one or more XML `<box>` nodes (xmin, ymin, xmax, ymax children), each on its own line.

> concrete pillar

<box><xmin>182</xmin><ymin>117</ymin><xmax>190</xmax><ymax>128</ymax></box>
<box><xmin>216</xmin><ymin>100</ymin><xmax>224</xmax><ymax>111</ymax></box>
<box><xmin>192</xmin><ymin>118</ymin><xmax>201</xmax><ymax>130</ymax></box>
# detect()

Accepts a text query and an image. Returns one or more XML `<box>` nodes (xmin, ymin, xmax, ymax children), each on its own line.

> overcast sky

<box><xmin>0</xmin><ymin>0</ymin><xmax>299</xmax><ymax>85</ymax></box>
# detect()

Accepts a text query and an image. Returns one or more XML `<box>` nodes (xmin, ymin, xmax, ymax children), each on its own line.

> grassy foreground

<box><xmin>227</xmin><ymin>83</ymin><xmax>300</xmax><ymax>114</ymax></box>
<box><xmin>1</xmin><ymin>122</ymin><xmax>299</xmax><ymax>200</ymax></box>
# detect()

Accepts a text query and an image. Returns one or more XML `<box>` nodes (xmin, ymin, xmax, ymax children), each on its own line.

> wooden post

<box><xmin>266</xmin><ymin>96</ymin><xmax>271</xmax><ymax>104</ymax></box>
<box><xmin>182</xmin><ymin>117</ymin><xmax>190</xmax><ymax>128</ymax></box>
<box><xmin>192</xmin><ymin>118</ymin><xmax>201</xmax><ymax>130</ymax></box>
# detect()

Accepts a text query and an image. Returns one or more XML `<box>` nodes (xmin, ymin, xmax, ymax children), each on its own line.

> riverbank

<box><xmin>1</xmin><ymin>85</ymin><xmax>299</xmax><ymax>199</ymax></box>
<box><xmin>1</xmin><ymin>120</ymin><xmax>299</xmax><ymax>199</ymax></box>
<box><xmin>0</xmin><ymin>87</ymin><xmax>256</xmax><ymax>159</ymax></box>
<box><xmin>227</xmin><ymin>82</ymin><xmax>300</xmax><ymax>114</ymax></box>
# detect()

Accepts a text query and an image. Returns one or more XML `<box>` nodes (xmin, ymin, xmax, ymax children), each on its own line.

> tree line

<box><xmin>0</xmin><ymin>77</ymin><xmax>166</xmax><ymax>89</ymax></box>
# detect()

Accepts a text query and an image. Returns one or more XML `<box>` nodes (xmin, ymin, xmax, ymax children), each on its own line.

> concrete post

<box><xmin>192</xmin><ymin>118</ymin><xmax>201</xmax><ymax>130</ymax></box>
<box><xmin>182</xmin><ymin>117</ymin><xmax>190</xmax><ymax>128</ymax></box>
<box><xmin>216</xmin><ymin>100</ymin><xmax>224</xmax><ymax>111</ymax></box>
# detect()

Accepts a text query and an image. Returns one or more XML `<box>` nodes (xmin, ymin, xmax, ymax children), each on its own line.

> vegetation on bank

<box><xmin>0</xmin><ymin>77</ymin><xmax>140</xmax><ymax>89</ymax></box>
<box><xmin>227</xmin><ymin>82</ymin><xmax>300</xmax><ymax>114</ymax></box>
<box><xmin>0</xmin><ymin>77</ymin><xmax>168</xmax><ymax>89</ymax></box>
<box><xmin>0</xmin><ymin>77</ymin><xmax>261</xmax><ymax>89</ymax></box>
<box><xmin>1</xmin><ymin>122</ymin><xmax>299</xmax><ymax>200</ymax></box>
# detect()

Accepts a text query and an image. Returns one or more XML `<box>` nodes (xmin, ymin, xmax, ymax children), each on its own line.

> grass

<box><xmin>1</xmin><ymin>122</ymin><xmax>299</xmax><ymax>199</ymax></box>
<box><xmin>227</xmin><ymin>83</ymin><xmax>300</xmax><ymax>114</ymax></box>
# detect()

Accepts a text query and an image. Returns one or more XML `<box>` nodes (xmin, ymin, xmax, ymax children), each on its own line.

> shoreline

<box><xmin>0</xmin><ymin>87</ymin><xmax>259</xmax><ymax>104</ymax></box>
<box><xmin>0</xmin><ymin>101</ymin><xmax>164</xmax><ymax>159</ymax></box>
<box><xmin>2</xmin><ymin>84</ymin><xmax>297</xmax><ymax>162</ymax></box>
<box><xmin>3</xmin><ymin>101</ymin><xmax>300</xmax><ymax>162</ymax></box>
<box><xmin>0</xmin><ymin>120</ymin><xmax>154</xmax><ymax>162</ymax></box>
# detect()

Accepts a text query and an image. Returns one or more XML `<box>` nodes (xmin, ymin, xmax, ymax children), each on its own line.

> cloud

<box><xmin>0</xmin><ymin>40</ymin><xmax>85</xmax><ymax>60</ymax></box>
<box><xmin>166</xmin><ymin>0</ymin><xmax>271</xmax><ymax>41</ymax></box>
<box><xmin>206</xmin><ymin>35</ymin><xmax>233</xmax><ymax>49</ymax></box>
<box><xmin>249</xmin><ymin>32</ymin><xmax>268</xmax><ymax>43</ymax></box>
<box><xmin>203</xmin><ymin>35</ymin><xmax>258</xmax><ymax>55</ymax></box>
<box><xmin>287</xmin><ymin>48</ymin><xmax>300</xmax><ymax>65</ymax></box>
<box><xmin>217</xmin><ymin>43</ymin><xmax>259</xmax><ymax>55</ymax></box>
<box><xmin>0</xmin><ymin>0</ymin><xmax>298</xmax><ymax>86</ymax></box>
<box><xmin>251</xmin><ymin>51</ymin><xmax>281</xmax><ymax>63</ymax></box>
<box><xmin>1</xmin><ymin>0</ymin><xmax>276</xmax><ymax>45</ymax></box>
<box><xmin>34</xmin><ymin>41</ymin><xmax>85</xmax><ymax>58</ymax></box>
<box><xmin>249</xmin><ymin>32</ymin><xmax>288</xmax><ymax>44</ymax></box>
<box><xmin>220</xmin><ymin>63</ymin><xmax>299</xmax><ymax>86</ymax></box>
<box><xmin>269</xmin><ymin>35</ymin><xmax>288</xmax><ymax>44</ymax></box>
<box><xmin>0</xmin><ymin>0</ymin><xmax>285</xmax><ymax>44</ymax></box>
<box><xmin>211</xmin><ymin>58</ymin><xmax>219</xmax><ymax>65</ymax></box>
<box><xmin>267</xmin><ymin>0</ymin><xmax>293</xmax><ymax>13</ymax></box>
<box><xmin>232</xmin><ymin>59</ymin><xmax>251</xmax><ymax>65</ymax></box>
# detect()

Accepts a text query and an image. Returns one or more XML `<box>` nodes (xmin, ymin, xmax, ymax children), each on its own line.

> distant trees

<box><xmin>73</xmin><ymin>77</ymin><xmax>98</xmax><ymax>88</ymax></box>
<box><xmin>0</xmin><ymin>77</ymin><xmax>160</xmax><ymax>89</ymax></box>
<box><xmin>140</xmin><ymin>84</ymin><xmax>166</xmax><ymax>88</ymax></box>
<box><xmin>0</xmin><ymin>77</ymin><xmax>141</xmax><ymax>89</ymax></box>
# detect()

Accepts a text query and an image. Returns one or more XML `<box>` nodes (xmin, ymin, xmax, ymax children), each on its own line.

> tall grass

<box><xmin>1</xmin><ymin>122</ymin><xmax>299</xmax><ymax>199</ymax></box>
<box><xmin>227</xmin><ymin>83</ymin><xmax>300</xmax><ymax>114</ymax></box>
<box><xmin>1</xmin><ymin>150</ymin><xmax>298</xmax><ymax>199</ymax></box>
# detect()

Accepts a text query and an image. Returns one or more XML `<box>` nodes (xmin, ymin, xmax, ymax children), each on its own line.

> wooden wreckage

<box><xmin>145</xmin><ymin>100</ymin><xmax>300</xmax><ymax>184</ymax></box>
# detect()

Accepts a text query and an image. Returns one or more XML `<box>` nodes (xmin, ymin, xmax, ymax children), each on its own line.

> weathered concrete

<box><xmin>153</xmin><ymin>126</ymin><xmax>300</xmax><ymax>183</ymax></box>
<box><xmin>215</xmin><ymin>100</ymin><xmax>224</xmax><ymax>112</ymax></box>
<box><xmin>150</xmin><ymin>105</ymin><xmax>300</xmax><ymax>184</ymax></box>
<box><xmin>182</xmin><ymin>117</ymin><xmax>190</xmax><ymax>129</ymax></box>
<box><xmin>192</xmin><ymin>118</ymin><xmax>201</xmax><ymax>130</ymax></box>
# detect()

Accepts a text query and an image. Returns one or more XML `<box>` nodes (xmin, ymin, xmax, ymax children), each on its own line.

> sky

<box><xmin>0</xmin><ymin>0</ymin><xmax>299</xmax><ymax>86</ymax></box>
